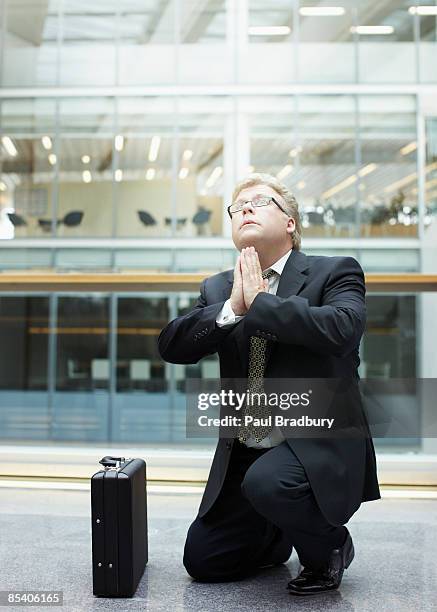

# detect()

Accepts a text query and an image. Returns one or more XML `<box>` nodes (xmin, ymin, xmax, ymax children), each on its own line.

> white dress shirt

<box><xmin>216</xmin><ymin>248</ymin><xmax>293</xmax><ymax>449</ymax></box>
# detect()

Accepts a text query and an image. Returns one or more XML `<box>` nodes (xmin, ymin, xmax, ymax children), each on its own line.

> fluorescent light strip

<box><xmin>277</xmin><ymin>164</ymin><xmax>293</xmax><ymax>180</ymax></box>
<box><xmin>1</xmin><ymin>136</ymin><xmax>18</xmax><ymax>157</ymax></box>
<box><xmin>148</xmin><ymin>136</ymin><xmax>161</xmax><ymax>162</ymax></box>
<box><xmin>322</xmin><ymin>164</ymin><xmax>377</xmax><ymax>199</ymax></box>
<box><xmin>358</xmin><ymin>163</ymin><xmax>377</xmax><ymax>177</ymax></box>
<box><xmin>0</xmin><ymin>181</ymin><xmax>6</xmax><ymax>191</ymax></box>
<box><xmin>351</xmin><ymin>25</ymin><xmax>394</xmax><ymax>35</ymax></box>
<box><xmin>146</xmin><ymin>167</ymin><xmax>155</xmax><ymax>181</ymax></box>
<box><xmin>82</xmin><ymin>170</ymin><xmax>92</xmax><ymax>183</ymax></box>
<box><xmin>289</xmin><ymin>146</ymin><xmax>302</xmax><ymax>158</ymax></box>
<box><xmin>299</xmin><ymin>6</ymin><xmax>345</xmax><ymax>17</ymax></box>
<box><xmin>384</xmin><ymin>161</ymin><xmax>437</xmax><ymax>194</ymax></box>
<box><xmin>249</xmin><ymin>26</ymin><xmax>291</xmax><ymax>36</ymax></box>
<box><xmin>205</xmin><ymin>166</ymin><xmax>223</xmax><ymax>188</ymax></box>
<box><xmin>179</xmin><ymin>167</ymin><xmax>189</xmax><ymax>180</ymax></box>
<box><xmin>48</xmin><ymin>154</ymin><xmax>57</xmax><ymax>166</ymax></box>
<box><xmin>409</xmin><ymin>6</ymin><xmax>437</xmax><ymax>16</ymax></box>
<box><xmin>114</xmin><ymin>134</ymin><xmax>124</xmax><ymax>152</ymax></box>
<box><xmin>400</xmin><ymin>141</ymin><xmax>417</xmax><ymax>156</ymax></box>
<box><xmin>115</xmin><ymin>169</ymin><xmax>123</xmax><ymax>182</ymax></box>
<box><xmin>41</xmin><ymin>136</ymin><xmax>52</xmax><ymax>151</ymax></box>
<box><xmin>182</xmin><ymin>149</ymin><xmax>193</xmax><ymax>161</ymax></box>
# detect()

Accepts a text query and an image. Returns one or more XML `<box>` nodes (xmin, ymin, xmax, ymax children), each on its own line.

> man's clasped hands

<box><xmin>230</xmin><ymin>246</ymin><xmax>269</xmax><ymax>316</ymax></box>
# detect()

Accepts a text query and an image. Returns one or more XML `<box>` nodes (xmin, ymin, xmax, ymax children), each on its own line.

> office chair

<box><xmin>138</xmin><ymin>210</ymin><xmax>157</xmax><ymax>226</ymax></box>
<box><xmin>63</xmin><ymin>211</ymin><xmax>84</xmax><ymax>227</ymax></box>
<box><xmin>165</xmin><ymin>217</ymin><xmax>187</xmax><ymax>227</ymax></box>
<box><xmin>192</xmin><ymin>206</ymin><xmax>212</xmax><ymax>235</ymax></box>
<box><xmin>7</xmin><ymin>212</ymin><xmax>27</xmax><ymax>227</ymax></box>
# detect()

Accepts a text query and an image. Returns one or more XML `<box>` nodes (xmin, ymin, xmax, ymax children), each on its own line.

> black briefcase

<box><xmin>91</xmin><ymin>455</ymin><xmax>148</xmax><ymax>597</ymax></box>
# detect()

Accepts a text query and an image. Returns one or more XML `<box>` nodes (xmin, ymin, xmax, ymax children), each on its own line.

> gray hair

<box><xmin>232</xmin><ymin>172</ymin><xmax>302</xmax><ymax>251</ymax></box>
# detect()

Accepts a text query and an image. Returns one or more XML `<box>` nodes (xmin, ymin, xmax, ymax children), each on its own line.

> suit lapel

<box><xmin>225</xmin><ymin>250</ymin><xmax>310</xmax><ymax>375</ymax></box>
<box><xmin>263</xmin><ymin>250</ymin><xmax>309</xmax><ymax>367</ymax></box>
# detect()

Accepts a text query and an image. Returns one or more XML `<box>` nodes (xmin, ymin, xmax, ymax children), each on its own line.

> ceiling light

<box><xmin>277</xmin><ymin>164</ymin><xmax>293</xmax><ymax>180</ymax></box>
<box><xmin>148</xmin><ymin>136</ymin><xmax>161</xmax><ymax>162</ymax></box>
<box><xmin>1</xmin><ymin>136</ymin><xmax>18</xmax><ymax>157</ymax></box>
<box><xmin>249</xmin><ymin>26</ymin><xmax>291</xmax><ymax>36</ymax></box>
<box><xmin>384</xmin><ymin>173</ymin><xmax>416</xmax><ymax>193</ymax></box>
<box><xmin>48</xmin><ymin>154</ymin><xmax>57</xmax><ymax>166</ymax></box>
<box><xmin>205</xmin><ymin>166</ymin><xmax>223</xmax><ymax>188</ymax></box>
<box><xmin>409</xmin><ymin>6</ymin><xmax>437</xmax><ymax>15</ymax></box>
<box><xmin>179</xmin><ymin>167</ymin><xmax>189</xmax><ymax>180</ymax></box>
<box><xmin>115</xmin><ymin>169</ymin><xmax>123</xmax><ymax>182</ymax></box>
<box><xmin>41</xmin><ymin>136</ymin><xmax>52</xmax><ymax>150</ymax></box>
<box><xmin>322</xmin><ymin>175</ymin><xmax>357</xmax><ymax>199</ymax></box>
<box><xmin>81</xmin><ymin>155</ymin><xmax>90</xmax><ymax>164</ymax></box>
<box><xmin>289</xmin><ymin>147</ymin><xmax>302</xmax><ymax>158</ymax></box>
<box><xmin>115</xmin><ymin>134</ymin><xmax>124</xmax><ymax>152</ymax></box>
<box><xmin>146</xmin><ymin>168</ymin><xmax>155</xmax><ymax>181</ymax></box>
<box><xmin>299</xmin><ymin>6</ymin><xmax>345</xmax><ymax>17</ymax></box>
<box><xmin>351</xmin><ymin>25</ymin><xmax>394</xmax><ymax>35</ymax></box>
<box><xmin>358</xmin><ymin>163</ymin><xmax>377</xmax><ymax>177</ymax></box>
<box><xmin>82</xmin><ymin>170</ymin><xmax>92</xmax><ymax>183</ymax></box>
<box><xmin>182</xmin><ymin>149</ymin><xmax>193</xmax><ymax>161</ymax></box>
<box><xmin>400</xmin><ymin>141</ymin><xmax>417</xmax><ymax>156</ymax></box>
<box><xmin>322</xmin><ymin>164</ymin><xmax>377</xmax><ymax>199</ymax></box>
<box><xmin>297</xmin><ymin>180</ymin><xmax>306</xmax><ymax>190</ymax></box>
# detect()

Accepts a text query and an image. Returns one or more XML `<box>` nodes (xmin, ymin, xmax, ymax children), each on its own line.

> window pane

<box><xmin>118</xmin><ymin>0</ymin><xmax>176</xmax><ymax>85</ymax></box>
<box><xmin>358</xmin><ymin>95</ymin><xmax>418</xmax><ymax>238</ymax></box>
<box><xmin>59</xmin><ymin>1</ymin><xmax>117</xmax><ymax>86</ymax></box>
<box><xmin>298</xmin><ymin>0</ymin><xmax>355</xmax><ymax>82</ymax></box>
<box><xmin>0</xmin><ymin>297</ymin><xmax>50</xmax><ymax>440</ymax></box>
<box><xmin>0</xmin><ymin>99</ymin><xmax>57</xmax><ymax>239</ymax></box>
<box><xmin>357</xmin><ymin>0</ymin><xmax>416</xmax><ymax>83</ymax></box>
<box><xmin>113</xmin><ymin>297</ymin><xmax>170</xmax><ymax>443</ymax></box>
<box><xmin>418</xmin><ymin>1</ymin><xmax>437</xmax><ymax>82</ymax></box>
<box><xmin>2</xmin><ymin>0</ymin><xmax>60</xmax><ymax>87</ymax></box>
<box><xmin>53</xmin><ymin>296</ymin><xmax>110</xmax><ymax>441</ymax></box>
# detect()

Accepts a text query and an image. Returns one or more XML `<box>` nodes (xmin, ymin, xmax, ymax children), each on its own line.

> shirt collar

<box><xmin>265</xmin><ymin>248</ymin><xmax>293</xmax><ymax>277</ymax></box>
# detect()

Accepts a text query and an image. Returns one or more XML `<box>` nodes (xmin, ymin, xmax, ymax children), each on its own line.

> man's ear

<box><xmin>286</xmin><ymin>217</ymin><xmax>296</xmax><ymax>235</ymax></box>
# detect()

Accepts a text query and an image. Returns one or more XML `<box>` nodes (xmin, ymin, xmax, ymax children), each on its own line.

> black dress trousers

<box><xmin>183</xmin><ymin>439</ymin><xmax>348</xmax><ymax>582</ymax></box>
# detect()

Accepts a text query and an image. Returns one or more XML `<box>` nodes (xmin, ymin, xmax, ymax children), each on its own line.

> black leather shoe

<box><xmin>287</xmin><ymin>529</ymin><xmax>354</xmax><ymax>596</ymax></box>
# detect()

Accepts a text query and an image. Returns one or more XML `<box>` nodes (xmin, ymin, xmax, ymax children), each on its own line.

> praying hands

<box><xmin>230</xmin><ymin>247</ymin><xmax>269</xmax><ymax>315</ymax></box>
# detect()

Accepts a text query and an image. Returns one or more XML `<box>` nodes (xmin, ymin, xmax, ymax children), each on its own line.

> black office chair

<box><xmin>7</xmin><ymin>212</ymin><xmax>27</xmax><ymax>227</ymax></box>
<box><xmin>137</xmin><ymin>210</ymin><xmax>157</xmax><ymax>227</ymax></box>
<box><xmin>192</xmin><ymin>206</ymin><xmax>212</xmax><ymax>235</ymax></box>
<box><xmin>192</xmin><ymin>207</ymin><xmax>212</xmax><ymax>226</ymax></box>
<box><xmin>165</xmin><ymin>217</ymin><xmax>187</xmax><ymax>227</ymax></box>
<box><xmin>38</xmin><ymin>219</ymin><xmax>55</xmax><ymax>232</ymax></box>
<box><xmin>63</xmin><ymin>211</ymin><xmax>83</xmax><ymax>227</ymax></box>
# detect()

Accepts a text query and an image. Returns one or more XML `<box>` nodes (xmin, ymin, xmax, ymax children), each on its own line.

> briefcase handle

<box><xmin>99</xmin><ymin>455</ymin><xmax>126</xmax><ymax>467</ymax></box>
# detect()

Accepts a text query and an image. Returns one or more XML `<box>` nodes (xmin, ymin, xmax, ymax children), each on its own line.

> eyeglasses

<box><xmin>227</xmin><ymin>195</ymin><xmax>290</xmax><ymax>219</ymax></box>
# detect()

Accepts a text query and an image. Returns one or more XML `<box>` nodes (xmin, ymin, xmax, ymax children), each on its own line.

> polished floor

<box><xmin>0</xmin><ymin>483</ymin><xmax>436</xmax><ymax>612</ymax></box>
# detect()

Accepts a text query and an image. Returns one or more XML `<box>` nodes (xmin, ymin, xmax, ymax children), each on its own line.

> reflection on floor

<box><xmin>0</xmin><ymin>486</ymin><xmax>436</xmax><ymax>612</ymax></box>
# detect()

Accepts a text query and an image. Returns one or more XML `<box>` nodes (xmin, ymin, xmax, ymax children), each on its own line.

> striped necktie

<box><xmin>237</xmin><ymin>269</ymin><xmax>276</xmax><ymax>444</ymax></box>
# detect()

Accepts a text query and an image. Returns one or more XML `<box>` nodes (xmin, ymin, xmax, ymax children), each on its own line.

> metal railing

<box><xmin>0</xmin><ymin>273</ymin><xmax>436</xmax><ymax>292</ymax></box>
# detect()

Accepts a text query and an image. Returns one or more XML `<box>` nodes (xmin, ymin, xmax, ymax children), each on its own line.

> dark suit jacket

<box><xmin>158</xmin><ymin>250</ymin><xmax>381</xmax><ymax>526</ymax></box>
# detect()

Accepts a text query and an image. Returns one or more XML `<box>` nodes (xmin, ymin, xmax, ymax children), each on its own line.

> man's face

<box><xmin>230</xmin><ymin>184</ymin><xmax>295</xmax><ymax>251</ymax></box>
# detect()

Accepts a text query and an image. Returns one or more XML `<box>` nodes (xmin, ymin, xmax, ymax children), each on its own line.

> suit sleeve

<box><xmin>242</xmin><ymin>257</ymin><xmax>366</xmax><ymax>358</ymax></box>
<box><xmin>157</xmin><ymin>279</ymin><xmax>235</xmax><ymax>364</ymax></box>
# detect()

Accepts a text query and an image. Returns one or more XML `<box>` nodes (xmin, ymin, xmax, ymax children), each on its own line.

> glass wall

<box><xmin>1</xmin><ymin>0</ymin><xmax>436</xmax><ymax>88</ymax></box>
<box><xmin>0</xmin><ymin>0</ymin><xmax>436</xmax><ymax>461</ymax></box>
<box><xmin>0</xmin><ymin>290</ymin><xmax>423</xmax><ymax>451</ymax></box>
